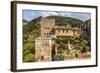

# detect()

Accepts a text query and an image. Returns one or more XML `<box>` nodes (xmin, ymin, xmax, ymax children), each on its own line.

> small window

<box><xmin>66</xmin><ymin>30</ymin><xmax>68</xmax><ymax>32</ymax></box>
<box><xmin>63</xmin><ymin>30</ymin><xmax>64</xmax><ymax>33</ymax></box>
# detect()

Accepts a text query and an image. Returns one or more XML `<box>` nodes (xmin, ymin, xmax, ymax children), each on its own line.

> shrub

<box><xmin>53</xmin><ymin>54</ymin><xmax>64</xmax><ymax>61</ymax></box>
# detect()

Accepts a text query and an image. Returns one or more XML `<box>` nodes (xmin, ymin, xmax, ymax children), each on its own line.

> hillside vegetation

<box><xmin>23</xmin><ymin>16</ymin><xmax>90</xmax><ymax>62</ymax></box>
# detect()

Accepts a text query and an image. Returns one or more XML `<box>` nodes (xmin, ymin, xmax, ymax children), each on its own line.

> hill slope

<box><xmin>46</xmin><ymin>16</ymin><xmax>84</xmax><ymax>27</ymax></box>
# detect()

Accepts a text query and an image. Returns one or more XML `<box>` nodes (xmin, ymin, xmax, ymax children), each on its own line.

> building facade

<box><xmin>54</xmin><ymin>26</ymin><xmax>80</xmax><ymax>37</ymax></box>
<box><xmin>40</xmin><ymin>18</ymin><xmax>55</xmax><ymax>36</ymax></box>
<box><xmin>35</xmin><ymin>36</ymin><xmax>53</xmax><ymax>61</ymax></box>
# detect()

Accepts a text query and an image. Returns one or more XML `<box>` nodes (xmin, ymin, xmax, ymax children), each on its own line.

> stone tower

<box><xmin>35</xmin><ymin>18</ymin><xmax>56</xmax><ymax>62</ymax></box>
<box><xmin>35</xmin><ymin>36</ymin><xmax>53</xmax><ymax>61</ymax></box>
<box><xmin>40</xmin><ymin>18</ymin><xmax>55</xmax><ymax>36</ymax></box>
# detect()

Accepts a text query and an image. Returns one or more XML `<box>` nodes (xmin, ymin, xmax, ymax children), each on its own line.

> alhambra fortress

<box><xmin>35</xmin><ymin>18</ymin><xmax>83</xmax><ymax>61</ymax></box>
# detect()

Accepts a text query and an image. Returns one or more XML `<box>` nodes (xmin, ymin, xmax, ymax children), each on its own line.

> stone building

<box><xmin>40</xmin><ymin>18</ymin><xmax>55</xmax><ymax>36</ymax></box>
<box><xmin>35</xmin><ymin>36</ymin><xmax>54</xmax><ymax>61</ymax></box>
<box><xmin>53</xmin><ymin>26</ymin><xmax>80</xmax><ymax>37</ymax></box>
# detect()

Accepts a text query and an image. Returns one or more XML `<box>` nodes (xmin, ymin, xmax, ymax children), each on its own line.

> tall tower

<box><xmin>40</xmin><ymin>18</ymin><xmax>55</xmax><ymax>36</ymax></box>
<box><xmin>35</xmin><ymin>18</ymin><xmax>56</xmax><ymax>62</ymax></box>
<box><xmin>35</xmin><ymin>36</ymin><xmax>52</xmax><ymax>61</ymax></box>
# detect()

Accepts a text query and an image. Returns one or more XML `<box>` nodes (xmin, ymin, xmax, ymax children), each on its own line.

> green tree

<box><xmin>24</xmin><ymin>54</ymin><xmax>35</xmax><ymax>62</ymax></box>
<box><xmin>23</xmin><ymin>42</ymin><xmax>35</xmax><ymax>62</ymax></box>
<box><xmin>53</xmin><ymin>54</ymin><xmax>64</xmax><ymax>61</ymax></box>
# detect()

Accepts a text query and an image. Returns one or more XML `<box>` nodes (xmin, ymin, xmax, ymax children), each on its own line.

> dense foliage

<box><xmin>23</xmin><ymin>16</ymin><xmax>42</xmax><ymax>62</ymax></box>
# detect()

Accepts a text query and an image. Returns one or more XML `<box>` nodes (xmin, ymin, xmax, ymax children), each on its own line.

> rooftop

<box><xmin>53</xmin><ymin>26</ymin><xmax>80</xmax><ymax>31</ymax></box>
